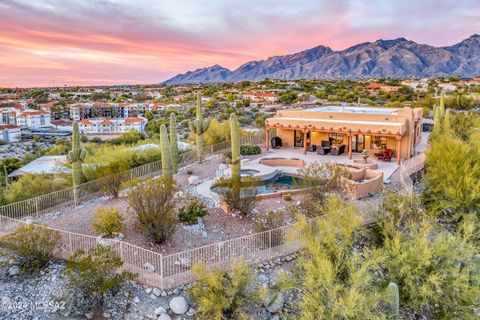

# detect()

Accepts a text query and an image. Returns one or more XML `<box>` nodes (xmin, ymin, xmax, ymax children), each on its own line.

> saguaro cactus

<box><xmin>439</xmin><ymin>94</ymin><xmax>445</xmax><ymax>118</ymax></box>
<box><xmin>188</xmin><ymin>94</ymin><xmax>211</xmax><ymax>163</ymax></box>
<box><xmin>169</xmin><ymin>113</ymin><xmax>179</xmax><ymax>173</ymax></box>
<box><xmin>472</xmin><ymin>254</ymin><xmax>480</xmax><ymax>287</ymax></box>
<box><xmin>67</xmin><ymin>121</ymin><xmax>87</xmax><ymax>187</ymax></box>
<box><xmin>443</xmin><ymin>108</ymin><xmax>452</xmax><ymax>133</ymax></box>
<box><xmin>230</xmin><ymin>113</ymin><xmax>241</xmax><ymax>196</ymax></box>
<box><xmin>386</xmin><ymin>282</ymin><xmax>399</xmax><ymax>320</ymax></box>
<box><xmin>160</xmin><ymin>124</ymin><xmax>172</xmax><ymax>181</ymax></box>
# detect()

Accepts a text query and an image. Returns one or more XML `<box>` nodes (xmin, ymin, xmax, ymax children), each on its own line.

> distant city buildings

<box><xmin>78</xmin><ymin>117</ymin><xmax>147</xmax><ymax>134</ymax></box>
<box><xmin>0</xmin><ymin>124</ymin><xmax>21</xmax><ymax>143</ymax></box>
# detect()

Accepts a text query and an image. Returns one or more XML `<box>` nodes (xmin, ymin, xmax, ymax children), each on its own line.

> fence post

<box><xmin>160</xmin><ymin>254</ymin><xmax>164</xmax><ymax>289</ymax></box>
<box><xmin>68</xmin><ymin>233</ymin><xmax>73</xmax><ymax>253</ymax></box>
<box><xmin>268</xmin><ymin>230</ymin><xmax>272</xmax><ymax>258</ymax></box>
<box><xmin>35</xmin><ymin>198</ymin><xmax>39</xmax><ymax>218</ymax></box>
<box><xmin>120</xmin><ymin>241</ymin><xmax>124</xmax><ymax>261</ymax></box>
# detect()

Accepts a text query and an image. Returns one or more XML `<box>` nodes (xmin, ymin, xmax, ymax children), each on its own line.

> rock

<box><xmin>218</xmin><ymin>163</ymin><xmax>228</xmax><ymax>171</ymax></box>
<box><xmin>257</xmin><ymin>274</ymin><xmax>269</xmax><ymax>284</ymax></box>
<box><xmin>113</xmin><ymin>233</ymin><xmax>124</xmax><ymax>241</ymax></box>
<box><xmin>144</xmin><ymin>262</ymin><xmax>156</xmax><ymax>272</ymax></box>
<box><xmin>146</xmin><ymin>288</ymin><xmax>153</xmax><ymax>294</ymax></box>
<box><xmin>186</xmin><ymin>308</ymin><xmax>196</xmax><ymax>316</ymax></box>
<box><xmin>272</xmin><ymin>315</ymin><xmax>280</xmax><ymax>320</ymax></box>
<box><xmin>158</xmin><ymin>314</ymin><xmax>171</xmax><ymax>320</ymax></box>
<box><xmin>8</xmin><ymin>265</ymin><xmax>20</xmax><ymax>276</ymax></box>
<box><xmin>152</xmin><ymin>288</ymin><xmax>162</xmax><ymax>297</ymax></box>
<box><xmin>188</xmin><ymin>175</ymin><xmax>200</xmax><ymax>186</ymax></box>
<box><xmin>155</xmin><ymin>306</ymin><xmax>167</xmax><ymax>315</ymax></box>
<box><xmin>1</xmin><ymin>296</ymin><xmax>11</xmax><ymax>305</ymax></box>
<box><xmin>169</xmin><ymin>296</ymin><xmax>188</xmax><ymax>315</ymax></box>
<box><xmin>175</xmin><ymin>257</ymin><xmax>192</xmax><ymax>268</ymax></box>
<box><xmin>265</xmin><ymin>292</ymin><xmax>285</xmax><ymax>313</ymax></box>
<box><xmin>133</xmin><ymin>296</ymin><xmax>140</xmax><ymax>303</ymax></box>
<box><xmin>102</xmin><ymin>312</ymin><xmax>111</xmax><ymax>318</ymax></box>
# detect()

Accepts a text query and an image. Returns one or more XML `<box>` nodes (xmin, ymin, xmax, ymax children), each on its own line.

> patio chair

<box><xmin>374</xmin><ymin>148</ymin><xmax>389</xmax><ymax>157</ymax></box>
<box><xmin>316</xmin><ymin>140</ymin><xmax>331</xmax><ymax>155</ymax></box>
<box><xmin>307</xmin><ymin>144</ymin><xmax>317</xmax><ymax>152</ymax></box>
<box><xmin>378</xmin><ymin>150</ymin><xmax>394</xmax><ymax>161</ymax></box>
<box><xmin>330</xmin><ymin>144</ymin><xmax>346</xmax><ymax>156</ymax></box>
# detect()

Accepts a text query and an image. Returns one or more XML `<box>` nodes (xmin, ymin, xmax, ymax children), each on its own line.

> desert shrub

<box><xmin>293</xmin><ymin>196</ymin><xmax>385</xmax><ymax>319</ymax></box>
<box><xmin>283</xmin><ymin>193</ymin><xmax>292</xmax><ymax>201</ymax></box>
<box><xmin>91</xmin><ymin>208</ymin><xmax>124</xmax><ymax>237</ymax></box>
<box><xmin>107</xmin><ymin>130</ymin><xmax>144</xmax><ymax>145</ymax></box>
<box><xmin>296</xmin><ymin>162</ymin><xmax>350</xmax><ymax>216</ymax></box>
<box><xmin>380</xmin><ymin>217</ymin><xmax>480</xmax><ymax>318</ymax></box>
<box><xmin>127</xmin><ymin>178</ymin><xmax>177</xmax><ymax>244</ymax></box>
<box><xmin>63</xmin><ymin>246</ymin><xmax>134</xmax><ymax>313</ymax></box>
<box><xmin>178</xmin><ymin>196</ymin><xmax>208</xmax><ymax>225</ymax></box>
<box><xmin>80</xmin><ymin>135</ymin><xmax>89</xmax><ymax>143</ymax></box>
<box><xmin>4</xmin><ymin>173</ymin><xmax>71</xmax><ymax>203</ymax></box>
<box><xmin>89</xmin><ymin>161</ymin><xmax>130</xmax><ymax>198</ymax></box>
<box><xmin>189</xmin><ymin>259</ymin><xmax>258</xmax><ymax>320</ymax></box>
<box><xmin>215</xmin><ymin>176</ymin><xmax>259</xmax><ymax>216</ymax></box>
<box><xmin>224</xmin><ymin>145</ymin><xmax>262</xmax><ymax>159</ymax></box>
<box><xmin>422</xmin><ymin>132</ymin><xmax>480</xmax><ymax>216</ymax></box>
<box><xmin>0</xmin><ymin>224</ymin><xmax>60</xmax><ymax>273</ymax></box>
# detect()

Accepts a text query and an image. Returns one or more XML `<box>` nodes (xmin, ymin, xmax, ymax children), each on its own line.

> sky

<box><xmin>0</xmin><ymin>0</ymin><xmax>479</xmax><ymax>87</ymax></box>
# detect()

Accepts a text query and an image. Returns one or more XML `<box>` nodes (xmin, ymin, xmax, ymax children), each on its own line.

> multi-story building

<box><xmin>0</xmin><ymin>124</ymin><xmax>21</xmax><ymax>143</ymax></box>
<box><xmin>78</xmin><ymin>117</ymin><xmax>147</xmax><ymax>134</ymax></box>
<box><xmin>16</xmin><ymin>110</ymin><xmax>51</xmax><ymax>128</ymax></box>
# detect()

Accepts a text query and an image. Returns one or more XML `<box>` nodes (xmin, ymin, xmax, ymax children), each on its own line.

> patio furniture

<box><xmin>317</xmin><ymin>140</ymin><xmax>331</xmax><ymax>155</ymax></box>
<box><xmin>374</xmin><ymin>148</ymin><xmax>389</xmax><ymax>157</ymax></box>
<box><xmin>307</xmin><ymin>145</ymin><xmax>317</xmax><ymax>152</ymax></box>
<box><xmin>270</xmin><ymin>137</ymin><xmax>282</xmax><ymax>149</ymax></box>
<box><xmin>330</xmin><ymin>144</ymin><xmax>346</xmax><ymax>156</ymax></box>
<box><xmin>377</xmin><ymin>150</ymin><xmax>394</xmax><ymax>161</ymax></box>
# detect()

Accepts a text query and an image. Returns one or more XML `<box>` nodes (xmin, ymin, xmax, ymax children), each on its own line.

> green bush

<box><xmin>64</xmin><ymin>246</ymin><xmax>134</xmax><ymax>312</ymax></box>
<box><xmin>224</xmin><ymin>145</ymin><xmax>262</xmax><ymax>159</ymax></box>
<box><xmin>0</xmin><ymin>224</ymin><xmax>60</xmax><ymax>273</ymax></box>
<box><xmin>215</xmin><ymin>176</ymin><xmax>259</xmax><ymax>216</ymax></box>
<box><xmin>178</xmin><ymin>196</ymin><xmax>208</xmax><ymax>225</ymax></box>
<box><xmin>127</xmin><ymin>178</ymin><xmax>177</xmax><ymax>244</ymax></box>
<box><xmin>283</xmin><ymin>193</ymin><xmax>292</xmax><ymax>201</ymax></box>
<box><xmin>189</xmin><ymin>259</ymin><xmax>258</xmax><ymax>319</ymax></box>
<box><xmin>91</xmin><ymin>208</ymin><xmax>124</xmax><ymax>237</ymax></box>
<box><xmin>4</xmin><ymin>173</ymin><xmax>71</xmax><ymax>203</ymax></box>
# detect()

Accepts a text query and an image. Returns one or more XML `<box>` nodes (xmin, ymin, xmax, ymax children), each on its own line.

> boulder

<box><xmin>158</xmin><ymin>314</ymin><xmax>171</xmax><ymax>320</ymax></box>
<box><xmin>152</xmin><ymin>288</ymin><xmax>162</xmax><ymax>297</ymax></box>
<box><xmin>218</xmin><ymin>163</ymin><xmax>228</xmax><ymax>171</ymax></box>
<box><xmin>169</xmin><ymin>296</ymin><xmax>188</xmax><ymax>315</ymax></box>
<box><xmin>188</xmin><ymin>175</ymin><xmax>200</xmax><ymax>186</ymax></box>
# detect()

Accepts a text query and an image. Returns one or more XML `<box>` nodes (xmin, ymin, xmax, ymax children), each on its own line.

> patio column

<box><xmin>303</xmin><ymin>129</ymin><xmax>308</xmax><ymax>154</ymax></box>
<box><xmin>265</xmin><ymin>126</ymin><xmax>270</xmax><ymax>150</ymax></box>
<box><xmin>396</xmin><ymin>136</ymin><xmax>401</xmax><ymax>164</ymax></box>
<box><xmin>348</xmin><ymin>132</ymin><xmax>353</xmax><ymax>159</ymax></box>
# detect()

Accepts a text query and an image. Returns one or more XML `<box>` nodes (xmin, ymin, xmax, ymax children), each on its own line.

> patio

<box><xmin>196</xmin><ymin>147</ymin><xmax>399</xmax><ymax>201</ymax></box>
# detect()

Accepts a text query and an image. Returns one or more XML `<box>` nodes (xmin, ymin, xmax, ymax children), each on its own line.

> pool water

<box><xmin>211</xmin><ymin>174</ymin><xmax>302</xmax><ymax>195</ymax></box>
<box><xmin>241</xmin><ymin>169</ymin><xmax>260</xmax><ymax>175</ymax></box>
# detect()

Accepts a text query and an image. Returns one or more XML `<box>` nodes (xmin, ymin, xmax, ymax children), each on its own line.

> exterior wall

<box><xmin>0</xmin><ymin>126</ymin><xmax>21</xmax><ymax>143</ymax></box>
<box><xmin>267</xmin><ymin>106</ymin><xmax>423</xmax><ymax>160</ymax></box>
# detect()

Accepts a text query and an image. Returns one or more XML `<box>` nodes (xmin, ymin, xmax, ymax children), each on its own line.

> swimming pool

<box><xmin>240</xmin><ymin>169</ymin><xmax>260</xmax><ymax>175</ymax></box>
<box><xmin>211</xmin><ymin>174</ymin><xmax>302</xmax><ymax>195</ymax></box>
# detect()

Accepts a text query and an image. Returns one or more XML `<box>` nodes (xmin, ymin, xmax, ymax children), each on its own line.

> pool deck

<box><xmin>196</xmin><ymin>147</ymin><xmax>400</xmax><ymax>201</ymax></box>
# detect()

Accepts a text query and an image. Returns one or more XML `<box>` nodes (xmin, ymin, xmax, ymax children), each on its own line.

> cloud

<box><xmin>0</xmin><ymin>0</ymin><xmax>478</xmax><ymax>86</ymax></box>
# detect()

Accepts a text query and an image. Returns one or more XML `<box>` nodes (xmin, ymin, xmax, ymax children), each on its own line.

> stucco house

<box><xmin>265</xmin><ymin>106</ymin><xmax>423</xmax><ymax>164</ymax></box>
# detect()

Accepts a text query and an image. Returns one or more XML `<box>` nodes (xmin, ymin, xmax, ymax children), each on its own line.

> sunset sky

<box><xmin>0</xmin><ymin>0</ymin><xmax>479</xmax><ymax>87</ymax></box>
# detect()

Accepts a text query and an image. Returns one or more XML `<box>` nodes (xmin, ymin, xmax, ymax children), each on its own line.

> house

<box><xmin>365</xmin><ymin>83</ymin><xmax>401</xmax><ymax>94</ymax></box>
<box><xmin>242</xmin><ymin>92</ymin><xmax>280</xmax><ymax>103</ymax></box>
<box><xmin>0</xmin><ymin>124</ymin><xmax>21</xmax><ymax>143</ymax></box>
<box><xmin>265</xmin><ymin>105</ymin><xmax>423</xmax><ymax>164</ymax></box>
<box><xmin>16</xmin><ymin>110</ymin><xmax>51</xmax><ymax>128</ymax></box>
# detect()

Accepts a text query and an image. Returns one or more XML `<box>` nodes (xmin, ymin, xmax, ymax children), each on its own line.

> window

<box><xmin>329</xmin><ymin>133</ymin><xmax>344</xmax><ymax>145</ymax></box>
<box><xmin>370</xmin><ymin>136</ymin><xmax>387</xmax><ymax>149</ymax></box>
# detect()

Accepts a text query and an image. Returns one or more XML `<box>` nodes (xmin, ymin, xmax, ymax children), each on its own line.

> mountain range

<box><xmin>164</xmin><ymin>34</ymin><xmax>480</xmax><ymax>84</ymax></box>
